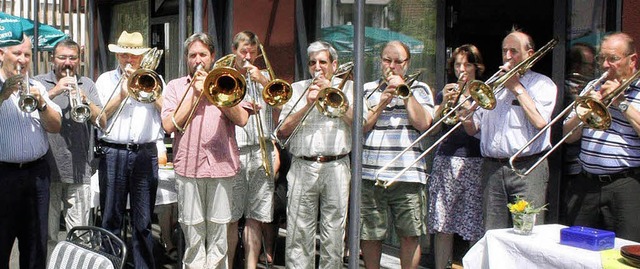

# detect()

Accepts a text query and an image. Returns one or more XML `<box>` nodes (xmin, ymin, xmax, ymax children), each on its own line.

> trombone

<box><xmin>171</xmin><ymin>54</ymin><xmax>247</xmax><ymax>133</ymax></box>
<box><xmin>271</xmin><ymin>62</ymin><xmax>354</xmax><ymax>148</ymax></box>
<box><xmin>66</xmin><ymin>69</ymin><xmax>91</xmax><ymax>123</ymax></box>
<box><xmin>244</xmin><ymin>59</ymin><xmax>274</xmax><ymax>180</ymax></box>
<box><xmin>16</xmin><ymin>65</ymin><xmax>39</xmax><ymax>113</ymax></box>
<box><xmin>508</xmin><ymin>71</ymin><xmax>610</xmax><ymax>177</ymax></box>
<box><xmin>258</xmin><ymin>44</ymin><xmax>293</xmax><ymax>106</ymax></box>
<box><xmin>374</xmin><ymin>38</ymin><xmax>558</xmax><ymax>188</ymax></box>
<box><xmin>96</xmin><ymin>48</ymin><xmax>164</xmax><ymax>134</ymax></box>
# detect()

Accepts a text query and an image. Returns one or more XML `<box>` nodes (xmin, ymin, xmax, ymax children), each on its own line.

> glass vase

<box><xmin>512</xmin><ymin>213</ymin><xmax>536</xmax><ymax>235</ymax></box>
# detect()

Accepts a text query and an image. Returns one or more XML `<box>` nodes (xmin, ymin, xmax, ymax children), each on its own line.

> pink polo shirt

<box><xmin>161</xmin><ymin>76</ymin><xmax>243</xmax><ymax>178</ymax></box>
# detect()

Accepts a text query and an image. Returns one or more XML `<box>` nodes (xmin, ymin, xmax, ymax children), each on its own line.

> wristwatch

<box><xmin>37</xmin><ymin>102</ymin><xmax>48</xmax><ymax>112</ymax></box>
<box><xmin>618</xmin><ymin>101</ymin><xmax>630</xmax><ymax>113</ymax></box>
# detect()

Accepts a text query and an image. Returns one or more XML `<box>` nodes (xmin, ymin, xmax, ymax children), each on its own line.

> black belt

<box><xmin>486</xmin><ymin>151</ymin><xmax>546</xmax><ymax>163</ymax></box>
<box><xmin>300</xmin><ymin>154</ymin><xmax>348</xmax><ymax>163</ymax></box>
<box><xmin>99</xmin><ymin>141</ymin><xmax>156</xmax><ymax>152</ymax></box>
<box><xmin>582</xmin><ymin>168</ymin><xmax>640</xmax><ymax>183</ymax></box>
<box><xmin>0</xmin><ymin>157</ymin><xmax>44</xmax><ymax>169</ymax></box>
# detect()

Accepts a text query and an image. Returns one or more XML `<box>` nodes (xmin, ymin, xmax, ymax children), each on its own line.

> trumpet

<box><xmin>508</xmin><ymin>71</ymin><xmax>610</xmax><ymax>177</ymax></box>
<box><xmin>65</xmin><ymin>69</ymin><xmax>91</xmax><ymax>123</ymax></box>
<box><xmin>440</xmin><ymin>72</ymin><xmax>468</xmax><ymax>125</ymax></box>
<box><xmin>16</xmin><ymin>65</ymin><xmax>39</xmax><ymax>113</ymax></box>
<box><xmin>96</xmin><ymin>48</ymin><xmax>164</xmax><ymax>134</ymax></box>
<box><xmin>365</xmin><ymin>69</ymin><xmax>423</xmax><ymax>109</ymax></box>
<box><xmin>374</xmin><ymin>38</ymin><xmax>558</xmax><ymax>188</ymax></box>
<box><xmin>244</xmin><ymin>59</ymin><xmax>273</xmax><ymax>180</ymax></box>
<box><xmin>258</xmin><ymin>44</ymin><xmax>293</xmax><ymax>106</ymax></box>
<box><xmin>271</xmin><ymin>62</ymin><xmax>354</xmax><ymax>148</ymax></box>
<box><xmin>171</xmin><ymin>54</ymin><xmax>247</xmax><ymax>133</ymax></box>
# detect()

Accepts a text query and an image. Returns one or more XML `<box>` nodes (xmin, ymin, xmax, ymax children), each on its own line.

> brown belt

<box><xmin>300</xmin><ymin>154</ymin><xmax>348</xmax><ymax>163</ymax></box>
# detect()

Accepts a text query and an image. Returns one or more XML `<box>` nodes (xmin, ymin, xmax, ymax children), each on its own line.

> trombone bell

<box><xmin>573</xmin><ymin>97</ymin><xmax>612</xmax><ymax>130</ymax></box>
<box><xmin>316</xmin><ymin>87</ymin><xmax>348</xmax><ymax>118</ymax></box>
<box><xmin>466</xmin><ymin>80</ymin><xmax>497</xmax><ymax>110</ymax></box>
<box><xmin>263</xmin><ymin>79</ymin><xmax>293</xmax><ymax>107</ymax></box>
<box><xmin>203</xmin><ymin>66</ymin><xmax>246</xmax><ymax>107</ymax></box>
<box><xmin>128</xmin><ymin>69</ymin><xmax>163</xmax><ymax>103</ymax></box>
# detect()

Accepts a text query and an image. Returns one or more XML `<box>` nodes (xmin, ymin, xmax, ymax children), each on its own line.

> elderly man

<box><xmin>276</xmin><ymin>41</ymin><xmax>357</xmax><ymax>269</ymax></box>
<box><xmin>95</xmin><ymin>31</ymin><xmax>164</xmax><ymax>269</ymax></box>
<box><xmin>462</xmin><ymin>29</ymin><xmax>557</xmax><ymax>231</ymax></box>
<box><xmin>0</xmin><ymin>35</ymin><xmax>62</xmax><ymax>269</ymax></box>
<box><xmin>563</xmin><ymin>32</ymin><xmax>640</xmax><ymax>241</ymax></box>
<box><xmin>34</xmin><ymin>39</ymin><xmax>103</xmax><ymax>253</ymax></box>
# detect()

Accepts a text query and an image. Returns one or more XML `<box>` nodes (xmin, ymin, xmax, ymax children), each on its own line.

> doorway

<box><xmin>444</xmin><ymin>0</ymin><xmax>555</xmax><ymax>80</ymax></box>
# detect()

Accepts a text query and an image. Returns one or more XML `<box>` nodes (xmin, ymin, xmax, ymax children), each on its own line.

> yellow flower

<box><xmin>513</xmin><ymin>200</ymin><xmax>528</xmax><ymax>212</ymax></box>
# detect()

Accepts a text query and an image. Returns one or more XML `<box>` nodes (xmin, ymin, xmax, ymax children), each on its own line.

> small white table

<box><xmin>463</xmin><ymin>224</ymin><xmax>638</xmax><ymax>269</ymax></box>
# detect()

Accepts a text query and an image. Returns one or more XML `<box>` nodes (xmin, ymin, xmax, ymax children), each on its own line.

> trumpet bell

<box><xmin>72</xmin><ymin>104</ymin><xmax>91</xmax><ymax>123</ymax></box>
<box><xmin>128</xmin><ymin>69</ymin><xmax>163</xmax><ymax>103</ymax></box>
<box><xmin>19</xmin><ymin>94</ymin><xmax>38</xmax><ymax>113</ymax></box>
<box><xmin>203</xmin><ymin>66</ymin><xmax>247</xmax><ymax>107</ymax></box>
<box><xmin>263</xmin><ymin>79</ymin><xmax>293</xmax><ymax>106</ymax></box>
<box><xmin>573</xmin><ymin>97</ymin><xmax>611</xmax><ymax>130</ymax></box>
<box><xmin>316</xmin><ymin>87</ymin><xmax>348</xmax><ymax>118</ymax></box>
<box><xmin>467</xmin><ymin>80</ymin><xmax>497</xmax><ymax>110</ymax></box>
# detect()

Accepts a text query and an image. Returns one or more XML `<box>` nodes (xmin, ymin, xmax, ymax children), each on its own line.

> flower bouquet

<box><xmin>507</xmin><ymin>196</ymin><xmax>547</xmax><ymax>235</ymax></box>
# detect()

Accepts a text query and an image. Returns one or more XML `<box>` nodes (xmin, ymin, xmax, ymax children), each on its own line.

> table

<box><xmin>90</xmin><ymin>168</ymin><xmax>177</xmax><ymax>208</ymax></box>
<box><xmin>463</xmin><ymin>224</ymin><xmax>639</xmax><ymax>269</ymax></box>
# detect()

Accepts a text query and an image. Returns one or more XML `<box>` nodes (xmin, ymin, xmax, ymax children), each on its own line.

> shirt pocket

<box><xmin>508</xmin><ymin>104</ymin><xmax>526</xmax><ymax>128</ymax></box>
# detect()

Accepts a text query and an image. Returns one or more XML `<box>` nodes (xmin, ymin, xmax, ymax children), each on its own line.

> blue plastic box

<box><xmin>560</xmin><ymin>226</ymin><xmax>615</xmax><ymax>251</ymax></box>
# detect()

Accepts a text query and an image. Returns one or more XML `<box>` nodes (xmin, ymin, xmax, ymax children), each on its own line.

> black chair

<box><xmin>47</xmin><ymin>226</ymin><xmax>127</xmax><ymax>269</ymax></box>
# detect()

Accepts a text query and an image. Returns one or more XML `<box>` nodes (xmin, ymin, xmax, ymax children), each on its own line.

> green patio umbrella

<box><xmin>321</xmin><ymin>25</ymin><xmax>424</xmax><ymax>57</ymax></box>
<box><xmin>0</xmin><ymin>12</ymin><xmax>68</xmax><ymax>50</ymax></box>
<box><xmin>0</xmin><ymin>12</ymin><xmax>24</xmax><ymax>47</ymax></box>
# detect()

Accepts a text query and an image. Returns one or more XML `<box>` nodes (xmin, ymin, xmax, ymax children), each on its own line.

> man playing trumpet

<box><xmin>0</xmin><ymin>35</ymin><xmax>62</xmax><ymax>269</ymax></box>
<box><xmin>34</xmin><ymin>39</ymin><xmax>103</xmax><ymax>254</ymax></box>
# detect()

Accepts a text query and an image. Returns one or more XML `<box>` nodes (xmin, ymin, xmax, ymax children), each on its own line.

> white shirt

<box><xmin>279</xmin><ymin>78</ymin><xmax>358</xmax><ymax>157</ymax></box>
<box><xmin>0</xmin><ymin>77</ymin><xmax>62</xmax><ymax>162</ymax></box>
<box><xmin>236</xmin><ymin>70</ymin><xmax>275</xmax><ymax>148</ymax></box>
<box><xmin>473</xmin><ymin>70</ymin><xmax>557</xmax><ymax>158</ymax></box>
<box><xmin>95</xmin><ymin>68</ymin><xmax>164</xmax><ymax>144</ymax></box>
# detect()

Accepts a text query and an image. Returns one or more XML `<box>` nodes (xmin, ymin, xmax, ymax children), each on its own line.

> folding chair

<box><xmin>47</xmin><ymin>226</ymin><xmax>127</xmax><ymax>269</ymax></box>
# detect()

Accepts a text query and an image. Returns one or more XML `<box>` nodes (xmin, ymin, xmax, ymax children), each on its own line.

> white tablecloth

<box><xmin>463</xmin><ymin>224</ymin><xmax>639</xmax><ymax>269</ymax></box>
<box><xmin>90</xmin><ymin>168</ymin><xmax>177</xmax><ymax>208</ymax></box>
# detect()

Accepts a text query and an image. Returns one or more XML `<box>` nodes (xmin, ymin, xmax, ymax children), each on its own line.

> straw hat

<box><xmin>108</xmin><ymin>31</ymin><xmax>149</xmax><ymax>55</ymax></box>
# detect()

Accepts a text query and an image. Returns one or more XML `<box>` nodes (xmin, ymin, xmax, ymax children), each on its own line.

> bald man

<box><xmin>462</xmin><ymin>29</ymin><xmax>558</xmax><ymax>231</ymax></box>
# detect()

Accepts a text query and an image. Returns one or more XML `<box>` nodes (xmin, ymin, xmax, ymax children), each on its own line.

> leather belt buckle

<box><xmin>126</xmin><ymin>143</ymin><xmax>139</xmax><ymax>151</ymax></box>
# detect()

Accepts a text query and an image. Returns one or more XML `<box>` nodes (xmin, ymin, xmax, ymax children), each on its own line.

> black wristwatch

<box><xmin>37</xmin><ymin>102</ymin><xmax>48</xmax><ymax>112</ymax></box>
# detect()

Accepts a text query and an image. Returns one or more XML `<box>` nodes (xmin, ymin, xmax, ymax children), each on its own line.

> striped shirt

<box><xmin>362</xmin><ymin>80</ymin><xmax>434</xmax><ymax>184</ymax></box>
<box><xmin>473</xmin><ymin>70</ymin><xmax>557</xmax><ymax>158</ymax></box>
<box><xmin>566</xmin><ymin>80</ymin><xmax>640</xmax><ymax>175</ymax></box>
<box><xmin>0</xmin><ymin>78</ymin><xmax>62</xmax><ymax>163</ymax></box>
<box><xmin>95</xmin><ymin>68</ymin><xmax>164</xmax><ymax>144</ymax></box>
<box><xmin>279</xmin><ymin>78</ymin><xmax>359</xmax><ymax>157</ymax></box>
<box><xmin>236</xmin><ymin>70</ymin><xmax>275</xmax><ymax>148</ymax></box>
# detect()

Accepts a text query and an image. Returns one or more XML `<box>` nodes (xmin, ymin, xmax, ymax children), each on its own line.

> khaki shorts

<box><xmin>231</xmin><ymin>146</ymin><xmax>274</xmax><ymax>222</ymax></box>
<box><xmin>360</xmin><ymin>179</ymin><xmax>427</xmax><ymax>240</ymax></box>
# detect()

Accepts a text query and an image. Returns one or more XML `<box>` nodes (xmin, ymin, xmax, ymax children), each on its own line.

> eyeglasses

<box><xmin>308</xmin><ymin>60</ymin><xmax>329</xmax><ymax>66</ymax></box>
<box><xmin>55</xmin><ymin>55</ymin><xmax>79</xmax><ymax>61</ymax></box>
<box><xmin>381</xmin><ymin>57</ymin><xmax>407</xmax><ymax>65</ymax></box>
<box><xmin>596</xmin><ymin>54</ymin><xmax>631</xmax><ymax>65</ymax></box>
